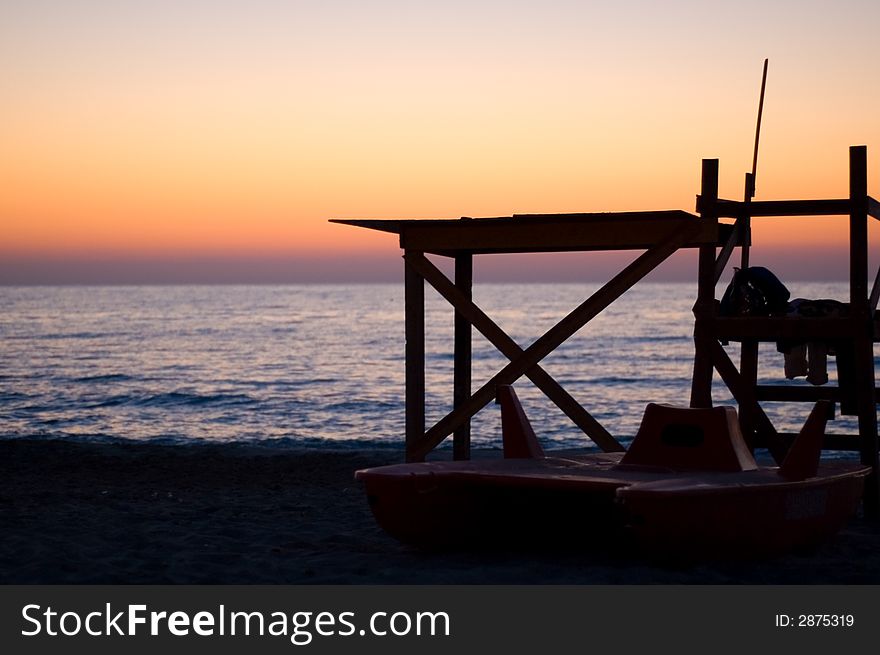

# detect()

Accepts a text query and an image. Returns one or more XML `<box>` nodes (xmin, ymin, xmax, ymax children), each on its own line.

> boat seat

<box><xmin>620</xmin><ymin>404</ymin><xmax>758</xmax><ymax>472</ymax></box>
<box><xmin>496</xmin><ymin>385</ymin><xmax>545</xmax><ymax>459</ymax></box>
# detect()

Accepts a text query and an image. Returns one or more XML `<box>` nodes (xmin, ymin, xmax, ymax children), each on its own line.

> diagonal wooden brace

<box><xmin>411</xmin><ymin>223</ymin><xmax>700</xmax><ymax>460</ymax></box>
<box><xmin>405</xmin><ymin>251</ymin><xmax>624</xmax><ymax>452</ymax></box>
<box><xmin>709</xmin><ymin>339</ymin><xmax>787</xmax><ymax>464</ymax></box>
<box><xmin>713</xmin><ymin>218</ymin><xmax>744</xmax><ymax>284</ymax></box>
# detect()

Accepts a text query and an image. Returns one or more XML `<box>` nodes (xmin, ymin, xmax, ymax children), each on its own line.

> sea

<box><xmin>0</xmin><ymin>282</ymin><xmax>872</xmax><ymax>453</ymax></box>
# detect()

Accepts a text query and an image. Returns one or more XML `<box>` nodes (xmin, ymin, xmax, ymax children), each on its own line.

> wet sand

<box><xmin>2</xmin><ymin>439</ymin><xmax>879</xmax><ymax>584</ymax></box>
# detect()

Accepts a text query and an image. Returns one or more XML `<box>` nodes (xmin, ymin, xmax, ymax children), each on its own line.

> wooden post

<box><xmin>453</xmin><ymin>253</ymin><xmax>473</xmax><ymax>460</ymax></box>
<box><xmin>850</xmin><ymin>146</ymin><xmax>870</xmax><ymax>309</ymax></box>
<box><xmin>691</xmin><ymin>158</ymin><xmax>718</xmax><ymax>408</ymax></box>
<box><xmin>849</xmin><ymin>145</ymin><xmax>879</xmax><ymax>517</ymax></box>
<box><xmin>738</xmin><ymin>340</ymin><xmax>759</xmax><ymax>449</ymax></box>
<box><xmin>741</xmin><ymin>172</ymin><xmax>754</xmax><ymax>269</ymax></box>
<box><xmin>738</xmin><ymin>172</ymin><xmax>758</xmax><ymax>447</ymax></box>
<box><xmin>404</xmin><ymin>252</ymin><xmax>425</xmax><ymax>462</ymax></box>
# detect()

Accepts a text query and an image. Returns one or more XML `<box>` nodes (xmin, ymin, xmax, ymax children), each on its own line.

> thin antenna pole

<box><xmin>748</xmin><ymin>58</ymin><xmax>769</xmax><ymax>197</ymax></box>
<box><xmin>742</xmin><ymin>58</ymin><xmax>768</xmax><ymax>269</ymax></box>
<box><xmin>738</xmin><ymin>58</ymin><xmax>769</xmax><ymax>441</ymax></box>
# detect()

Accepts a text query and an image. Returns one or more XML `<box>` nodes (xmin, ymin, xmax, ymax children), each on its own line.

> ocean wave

<box><xmin>8</xmin><ymin>331</ymin><xmax>114</xmax><ymax>341</ymax></box>
<box><xmin>322</xmin><ymin>399</ymin><xmax>400</xmax><ymax>412</ymax></box>
<box><xmin>0</xmin><ymin>390</ymin><xmax>32</xmax><ymax>401</ymax></box>
<box><xmin>0</xmin><ymin>430</ymin><xmax>860</xmax><ymax>461</ymax></box>
<box><xmin>88</xmin><ymin>395</ymin><xmax>134</xmax><ymax>408</ymax></box>
<box><xmin>426</xmin><ymin>352</ymin><xmax>455</xmax><ymax>361</ymax></box>
<box><xmin>134</xmin><ymin>392</ymin><xmax>257</xmax><ymax>408</ymax></box>
<box><xmin>85</xmin><ymin>391</ymin><xmax>258</xmax><ymax>408</ymax></box>
<box><xmin>213</xmin><ymin>378</ymin><xmax>339</xmax><ymax>389</ymax></box>
<box><xmin>71</xmin><ymin>373</ymin><xmax>134</xmax><ymax>383</ymax></box>
<box><xmin>576</xmin><ymin>376</ymin><xmax>648</xmax><ymax>385</ymax></box>
<box><xmin>0</xmin><ymin>430</ymin><xmax>407</xmax><ymax>451</ymax></box>
<box><xmin>622</xmin><ymin>335</ymin><xmax>688</xmax><ymax>343</ymax></box>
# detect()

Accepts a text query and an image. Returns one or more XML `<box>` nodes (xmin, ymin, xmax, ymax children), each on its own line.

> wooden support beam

<box><xmin>697</xmin><ymin>197</ymin><xmax>852</xmax><ymax>218</ymax></box>
<box><xmin>755</xmin><ymin>385</ymin><xmax>843</xmax><ymax>402</ymax></box>
<box><xmin>738</xmin><ymin>340</ymin><xmax>759</xmax><ymax>449</ymax></box>
<box><xmin>713</xmin><ymin>219</ymin><xmax>743</xmax><ymax>284</ymax></box>
<box><xmin>453</xmin><ymin>253</ymin><xmax>473</xmax><ymax>460</ymax></box>
<box><xmin>853</xmin><ymin>332</ymin><xmax>879</xmax><ymax>515</ymax></box>
<box><xmin>850</xmin><ymin>145</ymin><xmax>880</xmax><ymax>518</ymax></box>
<box><xmin>851</xmin><ymin>146</ymin><xmax>870</xmax><ymax>311</ymax></box>
<box><xmin>710</xmin><ymin>316</ymin><xmax>855</xmax><ymax>341</ymax></box>
<box><xmin>709</xmin><ymin>340</ymin><xmax>787</xmax><ymax>464</ymax></box>
<box><xmin>691</xmin><ymin>158</ymin><xmax>718</xmax><ymax>409</ymax></box>
<box><xmin>755</xmin><ymin>384</ymin><xmax>880</xmax><ymax>403</ymax></box>
<box><xmin>752</xmin><ymin>433</ymin><xmax>863</xmax><ymax>453</ymax></box>
<box><xmin>405</xmin><ymin>252</ymin><xmax>624</xmax><ymax>453</ymax></box>
<box><xmin>871</xmin><ymin>264</ymin><xmax>880</xmax><ymax>315</ymax></box>
<box><xmin>868</xmin><ymin>196</ymin><xmax>880</xmax><ymax>221</ymax></box>
<box><xmin>411</xmin><ymin>225</ymin><xmax>696</xmax><ymax>460</ymax></box>
<box><xmin>740</xmin><ymin>173</ymin><xmax>753</xmax><ymax>269</ymax></box>
<box><xmin>398</xmin><ymin>212</ymin><xmax>717</xmax><ymax>255</ymax></box>
<box><xmin>404</xmin><ymin>252</ymin><xmax>425</xmax><ymax>462</ymax></box>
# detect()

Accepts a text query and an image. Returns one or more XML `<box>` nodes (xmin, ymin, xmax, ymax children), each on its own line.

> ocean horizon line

<box><xmin>0</xmin><ymin>276</ymin><xmax>856</xmax><ymax>287</ymax></box>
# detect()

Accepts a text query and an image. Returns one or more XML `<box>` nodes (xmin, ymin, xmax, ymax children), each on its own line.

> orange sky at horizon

<box><xmin>2</xmin><ymin>1</ymin><xmax>879</xmax><ymax>280</ymax></box>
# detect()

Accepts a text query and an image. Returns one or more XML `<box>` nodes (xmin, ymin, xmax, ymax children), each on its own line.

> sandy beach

<box><xmin>2</xmin><ymin>438</ymin><xmax>880</xmax><ymax>584</ymax></box>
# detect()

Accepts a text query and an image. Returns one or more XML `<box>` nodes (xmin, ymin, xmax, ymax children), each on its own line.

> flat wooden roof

<box><xmin>331</xmin><ymin>210</ymin><xmax>731</xmax><ymax>256</ymax></box>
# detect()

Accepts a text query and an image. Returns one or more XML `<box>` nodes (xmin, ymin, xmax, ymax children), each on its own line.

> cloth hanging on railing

<box><xmin>719</xmin><ymin>268</ymin><xmax>850</xmax><ymax>386</ymax></box>
<box><xmin>777</xmin><ymin>299</ymin><xmax>849</xmax><ymax>386</ymax></box>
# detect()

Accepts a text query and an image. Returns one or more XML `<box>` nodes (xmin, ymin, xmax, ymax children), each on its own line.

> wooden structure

<box><xmin>333</xmin><ymin>144</ymin><xmax>879</xmax><ymax>513</ymax></box>
<box><xmin>691</xmin><ymin>145</ymin><xmax>880</xmax><ymax>515</ymax></box>
<box><xmin>332</xmin><ymin>211</ymin><xmax>734</xmax><ymax>462</ymax></box>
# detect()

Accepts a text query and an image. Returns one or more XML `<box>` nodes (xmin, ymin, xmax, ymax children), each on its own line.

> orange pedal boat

<box><xmin>356</xmin><ymin>386</ymin><xmax>869</xmax><ymax>556</ymax></box>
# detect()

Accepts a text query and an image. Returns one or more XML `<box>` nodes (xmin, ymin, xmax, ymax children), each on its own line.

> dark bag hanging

<box><xmin>719</xmin><ymin>266</ymin><xmax>790</xmax><ymax>316</ymax></box>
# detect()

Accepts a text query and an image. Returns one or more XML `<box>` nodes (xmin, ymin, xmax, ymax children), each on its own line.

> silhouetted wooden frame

<box><xmin>691</xmin><ymin>145</ymin><xmax>880</xmax><ymax>516</ymax></box>
<box><xmin>333</xmin><ymin>146</ymin><xmax>878</xmax><ymax>514</ymax></box>
<box><xmin>333</xmin><ymin>211</ymin><xmax>728</xmax><ymax>463</ymax></box>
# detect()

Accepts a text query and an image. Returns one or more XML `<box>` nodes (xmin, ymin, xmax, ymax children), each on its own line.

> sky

<box><xmin>1</xmin><ymin>0</ymin><xmax>879</xmax><ymax>283</ymax></box>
